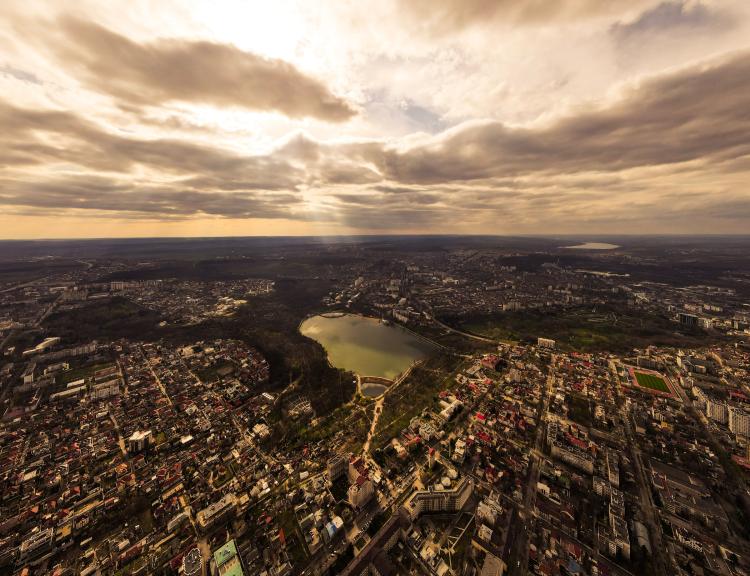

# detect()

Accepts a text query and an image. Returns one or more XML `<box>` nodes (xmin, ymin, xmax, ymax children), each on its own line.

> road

<box><xmin>145</xmin><ymin>353</ymin><xmax>174</xmax><ymax>408</ymax></box>
<box><xmin>508</xmin><ymin>357</ymin><xmax>555</xmax><ymax>576</ymax></box>
<box><xmin>362</xmin><ymin>397</ymin><xmax>384</xmax><ymax>454</ymax></box>
<box><xmin>109</xmin><ymin>409</ymin><xmax>127</xmax><ymax>456</ymax></box>
<box><xmin>432</xmin><ymin>318</ymin><xmax>499</xmax><ymax>344</ymax></box>
<box><xmin>361</xmin><ymin>361</ymin><xmax>420</xmax><ymax>455</ymax></box>
<box><xmin>613</xmin><ymin>366</ymin><xmax>671</xmax><ymax>575</ymax></box>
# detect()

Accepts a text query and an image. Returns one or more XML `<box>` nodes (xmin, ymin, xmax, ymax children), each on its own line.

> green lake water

<box><xmin>300</xmin><ymin>314</ymin><xmax>435</xmax><ymax>382</ymax></box>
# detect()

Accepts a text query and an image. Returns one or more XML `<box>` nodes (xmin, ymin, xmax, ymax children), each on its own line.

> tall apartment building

<box><xmin>327</xmin><ymin>454</ymin><xmax>348</xmax><ymax>483</ymax></box>
<box><xmin>404</xmin><ymin>476</ymin><xmax>474</xmax><ymax>520</ymax></box>
<box><xmin>550</xmin><ymin>441</ymin><xmax>594</xmax><ymax>474</ymax></box>
<box><xmin>706</xmin><ymin>399</ymin><xmax>728</xmax><ymax>424</ymax></box>
<box><xmin>729</xmin><ymin>407</ymin><xmax>750</xmax><ymax>438</ymax></box>
<box><xmin>348</xmin><ymin>476</ymin><xmax>375</xmax><ymax>509</ymax></box>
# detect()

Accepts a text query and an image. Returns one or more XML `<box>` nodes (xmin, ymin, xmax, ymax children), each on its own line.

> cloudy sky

<box><xmin>1</xmin><ymin>0</ymin><xmax>749</xmax><ymax>238</ymax></box>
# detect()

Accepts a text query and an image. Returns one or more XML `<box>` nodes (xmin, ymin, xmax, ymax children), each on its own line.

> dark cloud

<box><xmin>334</xmin><ymin>204</ymin><xmax>456</xmax><ymax>229</ymax></box>
<box><xmin>335</xmin><ymin>189</ymin><xmax>441</xmax><ymax>205</ymax></box>
<box><xmin>0</xmin><ymin>99</ymin><xmax>314</xmax><ymax>219</ymax></box>
<box><xmin>0</xmin><ymin>100</ymin><xmax>301</xmax><ymax>188</ymax></box>
<box><xmin>371</xmin><ymin>185</ymin><xmax>425</xmax><ymax>194</ymax></box>
<box><xmin>373</xmin><ymin>51</ymin><xmax>750</xmax><ymax>183</ymax></box>
<box><xmin>275</xmin><ymin>133</ymin><xmax>383</xmax><ymax>185</ymax></box>
<box><xmin>0</xmin><ymin>64</ymin><xmax>42</xmax><ymax>85</ymax></box>
<box><xmin>2</xmin><ymin>45</ymin><xmax>750</xmax><ymax>232</ymax></box>
<box><xmin>396</xmin><ymin>0</ymin><xmax>650</xmax><ymax>35</ymax></box>
<box><xmin>45</xmin><ymin>17</ymin><xmax>355</xmax><ymax>121</ymax></box>
<box><xmin>0</xmin><ymin>174</ymin><xmax>303</xmax><ymax>219</ymax></box>
<box><xmin>314</xmin><ymin>162</ymin><xmax>381</xmax><ymax>185</ymax></box>
<box><xmin>611</xmin><ymin>1</ymin><xmax>733</xmax><ymax>43</ymax></box>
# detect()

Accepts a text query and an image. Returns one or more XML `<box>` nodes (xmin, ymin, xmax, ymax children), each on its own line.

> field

<box><xmin>633</xmin><ymin>371</ymin><xmax>670</xmax><ymax>393</ymax></box>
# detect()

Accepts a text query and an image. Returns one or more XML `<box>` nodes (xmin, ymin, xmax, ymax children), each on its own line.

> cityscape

<box><xmin>1</xmin><ymin>236</ymin><xmax>750</xmax><ymax>576</ymax></box>
<box><xmin>2</xmin><ymin>0</ymin><xmax>750</xmax><ymax>575</ymax></box>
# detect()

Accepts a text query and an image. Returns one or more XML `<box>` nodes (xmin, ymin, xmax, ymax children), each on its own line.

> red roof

<box><xmin>565</xmin><ymin>433</ymin><xmax>588</xmax><ymax>451</ymax></box>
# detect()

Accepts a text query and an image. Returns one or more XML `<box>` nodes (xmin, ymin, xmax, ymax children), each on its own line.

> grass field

<box><xmin>634</xmin><ymin>371</ymin><xmax>670</xmax><ymax>393</ymax></box>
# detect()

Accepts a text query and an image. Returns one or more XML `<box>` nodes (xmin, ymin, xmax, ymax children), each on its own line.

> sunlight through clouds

<box><xmin>0</xmin><ymin>0</ymin><xmax>749</xmax><ymax>237</ymax></box>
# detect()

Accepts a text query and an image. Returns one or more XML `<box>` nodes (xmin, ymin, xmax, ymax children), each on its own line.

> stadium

<box><xmin>628</xmin><ymin>367</ymin><xmax>675</xmax><ymax>398</ymax></box>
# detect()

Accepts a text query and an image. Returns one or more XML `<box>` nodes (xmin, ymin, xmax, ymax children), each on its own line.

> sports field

<box><xmin>633</xmin><ymin>371</ymin><xmax>670</xmax><ymax>393</ymax></box>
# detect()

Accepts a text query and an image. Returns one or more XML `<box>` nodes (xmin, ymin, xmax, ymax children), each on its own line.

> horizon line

<box><xmin>1</xmin><ymin>233</ymin><xmax>750</xmax><ymax>243</ymax></box>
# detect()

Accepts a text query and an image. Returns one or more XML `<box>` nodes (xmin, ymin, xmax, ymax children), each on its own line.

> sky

<box><xmin>1</xmin><ymin>0</ymin><xmax>749</xmax><ymax>238</ymax></box>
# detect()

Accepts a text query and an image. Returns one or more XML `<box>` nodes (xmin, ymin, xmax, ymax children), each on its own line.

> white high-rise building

<box><xmin>347</xmin><ymin>477</ymin><xmax>374</xmax><ymax>509</ymax></box>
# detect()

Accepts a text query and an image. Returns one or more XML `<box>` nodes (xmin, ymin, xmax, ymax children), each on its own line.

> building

<box><xmin>637</xmin><ymin>355</ymin><xmax>664</xmax><ymax>371</ymax></box>
<box><xmin>325</xmin><ymin>516</ymin><xmax>344</xmax><ymax>541</ymax></box>
<box><xmin>213</xmin><ymin>539</ymin><xmax>245</xmax><ymax>576</ymax></box>
<box><xmin>678</xmin><ymin>312</ymin><xmax>699</xmax><ymax>328</ymax></box>
<box><xmin>593</xmin><ymin>476</ymin><xmax>611</xmax><ymax>497</ymax></box>
<box><xmin>550</xmin><ymin>441</ymin><xmax>594</xmax><ymax>474</ymax></box>
<box><xmin>196</xmin><ymin>493</ymin><xmax>237</xmax><ymax>532</ymax></box>
<box><xmin>692</xmin><ymin>386</ymin><xmax>708</xmax><ymax>409</ymax></box>
<box><xmin>339</xmin><ymin>512</ymin><xmax>409</xmax><ymax>576</ymax></box>
<box><xmin>92</xmin><ymin>378</ymin><xmax>120</xmax><ymax>400</ymax></box>
<box><xmin>537</xmin><ymin>337</ymin><xmax>556</xmax><ymax>349</ymax></box>
<box><xmin>480</xmin><ymin>553</ymin><xmax>507</xmax><ymax>576</ymax></box>
<box><xmin>327</xmin><ymin>454</ymin><xmax>348</xmax><ymax>483</ymax></box>
<box><xmin>127</xmin><ymin>430</ymin><xmax>153</xmax><ymax>453</ymax></box>
<box><xmin>606</xmin><ymin>450</ymin><xmax>620</xmax><ymax>488</ymax></box>
<box><xmin>439</xmin><ymin>396</ymin><xmax>463</xmax><ymax>422</ymax></box>
<box><xmin>22</xmin><ymin>362</ymin><xmax>36</xmax><ymax>384</ymax></box>
<box><xmin>348</xmin><ymin>476</ymin><xmax>375</xmax><ymax>509</ymax></box>
<box><xmin>452</xmin><ymin>438</ymin><xmax>467</xmax><ymax>464</ymax></box>
<box><xmin>49</xmin><ymin>385</ymin><xmax>86</xmax><ymax>402</ymax></box>
<box><xmin>348</xmin><ymin>456</ymin><xmax>368</xmax><ymax>483</ymax></box>
<box><xmin>182</xmin><ymin>547</ymin><xmax>204</xmax><ymax>576</ymax></box>
<box><xmin>729</xmin><ymin>407</ymin><xmax>750</xmax><ymax>438</ymax></box>
<box><xmin>167</xmin><ymin>511</ymin><xmax>190</xmax><ymax>533</ymax></box>
<box><xmin>706</xmin><ymin>399</ymin><xmax>728</xmax><ymax>424</ymax></box>
<box><xmin>404</xmin><ymin>476</ymin><xmax>474</xmax><ymax>520</ymax></box>
<box><xmin>427</xmin><ymin>447</ymin><xmax>437</xmax><ymax>469</ymax></box>
<box><xmin>22</xmin><ymin>337</ymin><xmax>61</xmax><ymax>358</ymax></box>
<box><xmin>607</xmin><ymin>516</ymin><xmax>631</xmax><ymax>560</ymax></box>
<box><xmin>476</xmin><ymin>497</ymin><xmax>503</xmax><ymax>525</ymax></box>
<box><xmin>17</xmin><ymin>528</ymin><xmax>55</xmax><ymax>564</ymax></box>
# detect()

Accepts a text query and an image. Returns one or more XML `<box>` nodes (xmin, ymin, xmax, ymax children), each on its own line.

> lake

<box><xmin>563</xmin><ymin>242</ymin><xmax>620</xmax><ymax>250</ymax></box>
<box><xmin>299</xmin><ymin>314</ymin><xmax>436</xmax><ymax>383</ymax></box>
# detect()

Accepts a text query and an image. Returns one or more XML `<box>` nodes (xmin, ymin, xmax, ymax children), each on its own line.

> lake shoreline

<box><xmin>299</xmin><ymin>312</ymin><xmax>437</xmax><ymax>383</ymax></box>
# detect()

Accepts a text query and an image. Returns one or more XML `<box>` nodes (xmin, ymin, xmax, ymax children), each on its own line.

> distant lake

<box><xmin>300</xmin><ymin>314</ymin><xmax>436</xmax><ymax>381</ymax></box>
<box><xmin>563</xmin><ymin>242</ymin><xmax>620</xmax><ymax>250</ymax></box>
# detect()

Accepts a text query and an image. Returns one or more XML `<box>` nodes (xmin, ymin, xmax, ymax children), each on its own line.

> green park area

<box><xmin>450</xmin><ymin>304</ymin><xmax>712</xmax><ymax>354</ymax></box>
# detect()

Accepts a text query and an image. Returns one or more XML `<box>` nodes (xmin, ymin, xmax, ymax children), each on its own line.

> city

<box><xmin>1</xmin><ymin>236</ymin><xmax>750</xmax><ymax>575</ymax></box>
<box><xmin>2</xmin><ymin>0</ymin><xmax>750</xmax><ymax>574</ymax></box>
